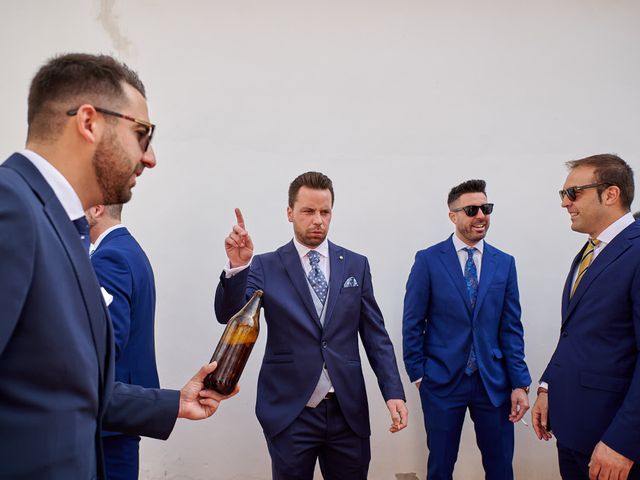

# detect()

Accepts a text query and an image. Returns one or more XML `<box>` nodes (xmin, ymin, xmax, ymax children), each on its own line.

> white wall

<box><xmin>2</xmin><ymin>1</ymin><xmax>640</xmax><ymax>478</ymax></box>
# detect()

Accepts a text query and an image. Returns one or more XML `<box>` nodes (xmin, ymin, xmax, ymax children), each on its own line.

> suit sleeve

<box><xmin>91</xmin><ymin>249</ymin><xmax>132</xmax><ymax>360</ymax></box>
<box><xmin>498</xmin><ymin>257</ymin><xmax>532</xmax><ymax>388</ymax></box>
<box><xmin>102</xmin><ymin>382</ymin><xmax>179</xmax><ymax>439</ymax></box>
<box><xmin>358</xmin><ymin>258</ymin><xmax>406</xmax><ymax>401</ymax></box>
<box><xmin>214</xmin><ymin>257</ymin><xmax>264</xmax><ymax>324</ymax></box>
<box><xmin>402</xmin><ymin>251</ymin><xmax>430</xmax><ymax>383</ymax></box>
<box><xmin>0</xmin><ymin>178</ymin><xmax>35</xmax><ymax>356</ymax></box>
<box><xmin>601</xmin><ymin>262</ymin><xmax>640</xmax><ymax>461</ymax></box>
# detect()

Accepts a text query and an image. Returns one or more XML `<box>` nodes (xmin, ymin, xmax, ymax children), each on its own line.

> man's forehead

<box><xmin>565</xmin><ymin>165</ymin><xmax>595</xmax><ymax>185</ymax></box>
<box><xmin>121</xmin><ymin>82</ymin><xmax>149</xmax><ymax>116</ymax></box>
<box><xmin>456</xmin><ymin>192</ymin><xmax>487</xmax><ymax>204</ymax></box>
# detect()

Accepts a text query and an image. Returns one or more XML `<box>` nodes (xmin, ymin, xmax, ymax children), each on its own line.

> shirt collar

<box><xmin>452</xmin><ymin>233</ymin><xmax>484</xmax><ymax>254</ymax></box>
<box><xmin>91</xmin><ymin>224</ymin><xmax>126</xmax><ymax>252</ymax></box>
<box><xmin>293</xmin><ymin>237</ymin><xmax>330</xmax><ymax>260</ymax></box>
<box><xmin>19</xmin><ymin>149</ymin><xmax>85</xmax><ymax>221</ymax></box>
<box><xmin>595</xmin><ymin>212</ymin><xmax>635</xmax><ymax>245</ymax></box>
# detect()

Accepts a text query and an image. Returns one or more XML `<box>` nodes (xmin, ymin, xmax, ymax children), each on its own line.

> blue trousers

<box><xmin>265</xmin><ymin>395</ymin><xmax>370</xmax><ymax>480</ymax></box>
<box><xmin>419</xmin><ymin>372</ymin><xmax>514</xmax><ymax>480</ymax></box>
<box><xmin>103</xmin><ymin>434</ymin><xmax>140</xmax><ymax>480</ymax></box>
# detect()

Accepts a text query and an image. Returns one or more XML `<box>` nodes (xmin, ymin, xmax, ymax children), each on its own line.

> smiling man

<box><xmin>403</xmin><ymin>179</ymin><xmax>531</xmax><ymax>480</ymax></box>
<box><xmin>532</xmin><ymin>154</ymin><xmax>640</xmax><ymax>480</ymax></box>
<box><xmin>214</xmin><ymin>171</ymin><xmax>407</xmax><ymax>480</ymax></box>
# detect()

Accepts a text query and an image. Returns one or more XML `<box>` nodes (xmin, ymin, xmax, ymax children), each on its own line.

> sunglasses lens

<box><xmin>481</xmin><ymin>204</ymin><xmax>494</xmax><ymax>215</ymax></box>
<box><xmin>463</xmin><ymin>206</ymin><xmax>479</xmax><ymax>216</ymax></box>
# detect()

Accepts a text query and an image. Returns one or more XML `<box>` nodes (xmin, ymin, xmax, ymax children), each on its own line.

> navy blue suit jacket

<box><xmin>215</xmin><ymin>240</ymin><xmax>405</xmax><ymax>439</ymax></box>
<box><xmin>403</xmin><ymin>236</ymin><xmax>531</xmax><ymax>407</ymax></box>
<box><xmin>541</xmin><ymin>221</ymin><xmax>640</xmax><ymax>461</ymax></box>
<box><xmin>0</xmin><ymin>154</ymin><xmax>179</xmax><ymax>479</ymax></box>
<box><xmin>91</xmin><ymin>228</ymin><xmax>160</xmax><ymax>390</ymax></box>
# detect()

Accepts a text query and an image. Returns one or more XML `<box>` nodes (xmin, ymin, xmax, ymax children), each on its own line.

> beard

<box><xmin>92</xmin><ymin>128</ymin><xmax>137</xmax><ymax>205</ymax></box>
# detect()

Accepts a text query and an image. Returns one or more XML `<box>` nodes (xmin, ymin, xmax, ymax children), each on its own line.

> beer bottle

<box><xmin>204</xmin><ymin>290</ymin><xmax>263</xmax><ymax>395</ymax></box>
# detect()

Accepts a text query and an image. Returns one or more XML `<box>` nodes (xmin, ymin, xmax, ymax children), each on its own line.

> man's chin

<box><xmin>301</xmin><ymin>236</ymin><xmax>326</xmax><ymax>248</ymax></box>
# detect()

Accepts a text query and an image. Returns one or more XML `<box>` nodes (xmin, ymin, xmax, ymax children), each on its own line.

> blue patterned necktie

<box><xmin>307</xmin><ymin>250</ymin><xmax>328</xmax><ymax>305</ymax></box>
<box><xmin>73</xmin><ymin>217</ymin><xmax>91</xmax><ymax>255</ymax></box>
<box><xmin>463</xmin><ymin>247</ymin><xmax>478</xmax><ymax>375</ymax></box>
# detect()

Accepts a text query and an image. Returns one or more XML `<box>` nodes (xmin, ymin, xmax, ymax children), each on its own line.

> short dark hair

<box><xmin>288</xmin><ymin>171</ymin><xmax>334</xmax><ymax>208</ymax></box>
<box><xmin>566</xmin><ymin>154</ymin><xmax>634</xmax><ymax>210</ymax></box>
<box><xmin>633</xmin><ymin>211</ymin><xmax>640</xmax><ymax>220</ymax></box>
<box><xmin>27</xmin><ymin>53</ymin><xmax>146</xmax><ymax>141</ymax></box>
<box><xmin>447</xmin><ymin>179</ymin><xmax>487</xmax><ymax>206</ymax></box>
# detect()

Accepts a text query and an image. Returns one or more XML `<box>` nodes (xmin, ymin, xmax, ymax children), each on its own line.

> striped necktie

<box><xmin>571</xmin><ymin>238</ymin><xmax>601</xmax><ymax>297</ymax></box>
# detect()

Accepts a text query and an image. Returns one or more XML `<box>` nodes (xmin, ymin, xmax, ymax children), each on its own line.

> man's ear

<box><xmin>287</xmin><ymin>206</ymin><xmax>293</xmax><ymax>223</ymax></box>
<box><xmin>72</xmin><ymin>104</ymin><xmax>102</xmax><ymax>146</ymax></box>
<box><xmin>602</xmin><ymin>185</ymin><xmax>621</xmax><ymax>207</ymax></box>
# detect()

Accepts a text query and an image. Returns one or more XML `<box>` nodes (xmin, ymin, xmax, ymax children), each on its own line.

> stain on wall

<box><xmin>97</xmin><ymin>0</ymin><xmax>132</xmax><ymax>56</ymax></box>
<box><xmin>396</xmin><ymin>473</ymin><xmax>419</xmax><ymax>480</ymax></box>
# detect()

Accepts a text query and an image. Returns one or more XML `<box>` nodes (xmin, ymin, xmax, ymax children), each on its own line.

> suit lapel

<box><xmin>564</xmin><ymin>231</ymin><xmax>632</xmax><ymax>325</ymax></box>
<box><xmin>278</xmin><ymin>241</ymin><xmax>322</xmax><ymax>327</ymax></box>
<box><xmin>439</xmin><ymin>236</ymin><xmax>473</xmax><ymax>314</ymax></box>
<box><xmin>5</xmin><ymin>154</ymin><xmax>108</xmax><ymax>381</ymax></box>
<box><xmin>474</xmin><ymin>243</ymin><xmax>497</xmax><ymax>319</ymax></box>
<box><xmin>561</xmin><ymin>245</ymin><xmax>584</xmax><ymax>321</ymax></box>
<box><xmin>322</xmin><ymin>241</ymin><xmax>345</xmax><ymax>330</ymax></box>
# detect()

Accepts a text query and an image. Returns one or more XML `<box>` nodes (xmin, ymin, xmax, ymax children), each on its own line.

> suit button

<box><xmin>322</xmin><ymin>340</ymin><xmax>327</xmax><ymax>348</ymax></box>
<box><xmin>561</xmin><ymin>331</ymin><xmax>568</xmax><ymax>337</ymax></box>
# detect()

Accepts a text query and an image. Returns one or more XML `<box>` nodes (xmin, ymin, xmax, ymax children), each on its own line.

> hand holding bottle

<box><xmin>178</xmin><ymin>361</ymin><xmax>239</xmax><ymax>420</ymax></box>
<box><xmin>225</xmin><ymin>208</ymin><xmax>254</xmax><ymax>268</ymax></box>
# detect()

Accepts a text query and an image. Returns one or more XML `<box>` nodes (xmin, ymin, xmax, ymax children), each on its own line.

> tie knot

<box><xmin>589</xmin><ymin>238</ymin><xmax>601</xmax><ymax>248</ymax></box>
<box><xmin>463</xmin><ymin>247</ymin><xmax>476</xmax><ymax>259</ymax></box>
<box><xmin>308</xmin><ymin>249</ymin><xmax>321</xmax><ymax>266</ymax></box>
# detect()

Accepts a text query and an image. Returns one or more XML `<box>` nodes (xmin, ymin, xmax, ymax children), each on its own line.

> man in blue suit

<box><xmin>0</xmin><ymin>53</ymin><xmax>235</xmax><ymax>479</ymax></box>
<box><xmin>403</xmin><ymin>179</ymin><xmax>531</xmax><ymax>480</ymax></box>
<box><xmin>87</xmin><ymin>203</ymin><xmax>160</xmax><ymax>480</ymax></box>
<box><xmin>532</xmin><ymin>154</ymin><xmax>640</xmax><ymax>480</ymax></box>
<box><xmin>215</xmin><ymin>171</ymin><xmax>408</xmax><ymax>479</ymax></box>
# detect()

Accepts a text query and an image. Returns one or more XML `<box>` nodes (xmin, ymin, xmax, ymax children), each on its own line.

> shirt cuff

<box><xmin>539</xmin><ymin>381</ymin><xmax>549</xmax><ymax>391</ymax></box>
<box><xmin>224</xmin><ymin>258</ymin><xmax>252</xmax><ymax>278</ymax></box>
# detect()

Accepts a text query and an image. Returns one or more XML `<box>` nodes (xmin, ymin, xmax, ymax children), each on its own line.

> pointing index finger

<box><xmin>234</xmin><ymin>208</ymin><xmax>246</xmax><ymax>229</ymax></box>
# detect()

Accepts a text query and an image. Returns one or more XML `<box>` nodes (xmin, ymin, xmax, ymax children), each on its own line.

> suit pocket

<box><xmin>580</xmin><ymin>371</ymin><xmax>630</xmax><ymax>393</ymax></box>
<box><xmin>263</xmin><ymin>352</ymin><xmax>294</xmax><ymax>364</ymax></box>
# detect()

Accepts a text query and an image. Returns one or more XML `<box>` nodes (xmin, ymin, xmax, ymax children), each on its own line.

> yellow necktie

<box><xmin>571</xmin><ymin>238</ymin><xmax>601</xmax><ymax>297</ymax></box>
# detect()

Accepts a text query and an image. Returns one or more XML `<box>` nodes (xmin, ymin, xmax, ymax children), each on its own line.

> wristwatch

<box><xmin>514</xmin><ymin>386</ymin><xmax>530</xmax><ymax>394</ymax></box>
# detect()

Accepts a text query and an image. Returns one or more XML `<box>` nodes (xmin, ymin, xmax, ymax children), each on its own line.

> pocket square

<box><xmin>100</xmin><ymin>287</ymin><xmax>113</xmax><ymax>307</ymax></box>
<box><xmin>343</xmin><ymin>277</ymin><xmax>359</xmax><ymax>288</ymax></box>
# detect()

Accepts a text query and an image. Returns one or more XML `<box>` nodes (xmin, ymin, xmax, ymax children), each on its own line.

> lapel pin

<box><xmin>339</xmin><ymin>255</ymin><xmax>343</xmax><ymax>260</ymax></box>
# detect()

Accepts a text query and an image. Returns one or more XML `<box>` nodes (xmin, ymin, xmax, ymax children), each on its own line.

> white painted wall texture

<box><xmin>2</xmin><ymin>1</ymin><xmax>640</xmax><ymax>478</ymax></box>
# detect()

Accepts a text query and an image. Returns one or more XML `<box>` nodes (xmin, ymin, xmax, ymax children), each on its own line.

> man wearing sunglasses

<box><xmin>403</xmin><ymin>179</ymin><xmax>531</xmax><ymax>479</ymax></box>
<box><xmin>532</xmin><ymin>154</ymin><xmax>640</xmax><ymax>480</ymax></box>
<box><xmin>0</xmin><ymin>53</ymin><xmax>236</xmax><ymax>479</ymax></box>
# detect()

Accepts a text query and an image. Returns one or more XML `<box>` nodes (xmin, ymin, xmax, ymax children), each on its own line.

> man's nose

<box><xmin>142</xmin><ymin>145</ymin><xmax>157</xmax><ymax>169</ymax></box>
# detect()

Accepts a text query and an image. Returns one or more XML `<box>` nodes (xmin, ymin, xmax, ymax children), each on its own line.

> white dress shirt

<box><xmin>19</xmin><ymin>149</ymin><xmax>84</xmax><ymax>221</ymax></box>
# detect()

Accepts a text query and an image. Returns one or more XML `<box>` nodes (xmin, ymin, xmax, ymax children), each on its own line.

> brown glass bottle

<box><xmin>204</xmin><ymin>290</ymin><xmax>263</xmax><ymax>395</ymax></box>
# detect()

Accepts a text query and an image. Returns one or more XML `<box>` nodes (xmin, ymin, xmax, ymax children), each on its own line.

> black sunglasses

<box><xmin>558</xmin><ymin>183</ymin><xmax>611</xmax><ymax>202</ymax></box>
<box><xmin>451</xmin><ymin>203</ymin><xmax>494</xmax><ymax>217</ymax></box>
<box><xmin>66</xmin><ymin>106</ymin><xmax>156</xmax><ymax>152</ymax></box>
